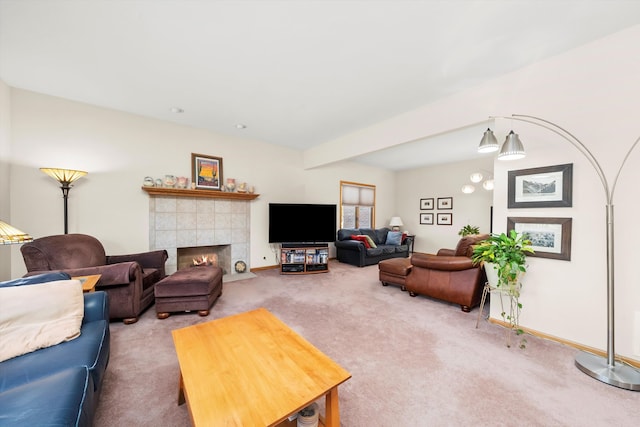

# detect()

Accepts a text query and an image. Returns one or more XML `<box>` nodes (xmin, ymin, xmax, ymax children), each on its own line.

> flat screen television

<box><xmin>268</xmin><ymin>203</ymin><xmax>337</xmax><ymax>243</ymax></box>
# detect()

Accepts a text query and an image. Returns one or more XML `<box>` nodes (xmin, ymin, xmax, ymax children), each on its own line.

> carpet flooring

<box><xmin>94</xmin><ymin>261</ymin><xmax>639</xmax><ymax>426</ymax></box>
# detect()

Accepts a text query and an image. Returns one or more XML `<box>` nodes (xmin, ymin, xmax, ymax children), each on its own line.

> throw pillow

<box><xmin>350</xmin><ymin>234</ymin><xmax>371</xmax><ymax>248</ymax></box>
<box><xmin>0</xmin><ymin>279</ymin><xmax>84</xmax><ymax>362</ymax></box>
<box><xmin>385</xmin><ymin>231</ymin><xmax>403</xmax><ymax>246</ymax></box>
<box><xmin>363</xmin><ymin>235</ymin><xmax>377</xmax><ymax>248</ymax></box>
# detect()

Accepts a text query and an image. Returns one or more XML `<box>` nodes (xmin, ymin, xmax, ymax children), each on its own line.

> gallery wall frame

<box><xmin>507</xmin><ymin>216</ymin><xmax>572</xmax><ymax>261</ymax></box>
<box><xmin>192</xmin><ymin>153</ymin><xmax>223</xmax><ymax>190</ymax></box>
<box><xmin>437</xmin><ymin>213</ymin><xmax>452</xmax><ymax>225</ymax></box>
<box><xmin>420</xmin><ymin>198</ymin><xmax>434</xmax><ymax>210</ymax></box>
<box><xmin>437</xmin><ymin>197</ymin><xmax>453</xmax><ymax>210</ymax></box>
<box><xmin>508</xmin><ymin>163</ymin><xmax>573</xmax><ymax>208</ymax></box>
<box><xmin>420</xmin><ymin>213</ymin><xmax>434</xmax><ymax>225</ymax></box>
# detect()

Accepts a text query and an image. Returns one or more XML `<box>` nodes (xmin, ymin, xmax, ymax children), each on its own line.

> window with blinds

<box><xmin>340</xmin><ymin>181</ymin><xmax>376</xmax><ymax>229</ymax></box>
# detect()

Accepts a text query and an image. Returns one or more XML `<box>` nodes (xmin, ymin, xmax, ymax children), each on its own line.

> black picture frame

<box><xmin>191</xmin><ymin>153</ymin><xmax>223</xmax><ymax>190</ymax></box>
<box><xmin>420</xmin><ymin>213</ymin><xmax>434</xmax><ymax>225</ymax></box>
<box><xmin>420</xmin><ymin>198</ymin><xmax>434</xmax><ymax>210</ymax></box>
<box><xmin>437</xmin><ymin>213</ymin><xmax>452</xmax><ymax>225</ymax></box>
<box><xmin>437</xmin><ymin>197</ymin><xmax>453</xmax><ymax>210</ymax></box>
<box><xmin>507</xmin><ymin>217</ymin><xmax>572</xmax><ymax>261</ymax></box>
<box><xmin>508</xmin><ymin>163</ymin><xmax>573</xmax><ymax>208</ymax></box>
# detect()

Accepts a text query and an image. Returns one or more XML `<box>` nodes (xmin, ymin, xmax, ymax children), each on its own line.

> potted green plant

<box><xmin>471</xmin><ymin>230</ymin><xmax>534</xmax><ymax>348</ymax></box>
<box><xmin>458</xmin><ymin>224</ymin><xmax>480</xmax><ymax>237</ymax></box>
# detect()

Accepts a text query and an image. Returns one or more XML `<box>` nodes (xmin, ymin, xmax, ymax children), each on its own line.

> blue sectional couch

<box><xmin>0</xmin><ymin>272</ymin><xmax>110</xmax><ymax>426</ymax></box>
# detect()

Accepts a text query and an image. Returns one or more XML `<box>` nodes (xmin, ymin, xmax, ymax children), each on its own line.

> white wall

<box><xmin>0</xmin><ymin>80</ymin><xmax>11</xmax><ymax>280</ymax></box>
<box><xmin>311</xmin><ymin>25</ymin><xmax>640</xmax><ymax>362</ymax></box>
<box><xmin>396</xmin><ymin>157</ymin><xmax>494</xmax><ymax>254</ymax></box>
<box><xmin>6</xmin><ymin>89</ymin><xmax>395</xmax><ymax>277</ymax></box>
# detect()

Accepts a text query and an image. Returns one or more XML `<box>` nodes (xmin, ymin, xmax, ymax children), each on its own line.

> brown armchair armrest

<box><xmin>25</xmin><ymin>262</ymin><xmax>140</xmax><ymax>287</ymax></box>
<box><xmin>107</xmin><ymin>250</ymin><xmax>168</xmax><ymax>269</ymax></box>
<box><xmin>411</xmin><ymin>253</ymin><xmax>474</xmax><ymax>271</ymax></box>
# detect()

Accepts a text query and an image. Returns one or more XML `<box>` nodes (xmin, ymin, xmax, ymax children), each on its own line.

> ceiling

<box><xmin>1</xmin><ymin>1</ymin><xmax>640</xmax><ymax>170</ymax></box>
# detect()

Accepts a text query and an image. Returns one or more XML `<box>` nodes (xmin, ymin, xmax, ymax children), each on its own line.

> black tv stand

<box><xmin>282</xmin><ymin>243</ymin><xmax>329</xmax><ymax>248</ymax></box>
<box><xmin>280</xmin><ymin>243</ymin><xmax>329</xmax><ymax>274</ymax></box>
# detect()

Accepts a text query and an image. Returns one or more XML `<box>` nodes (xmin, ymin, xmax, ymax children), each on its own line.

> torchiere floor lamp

<box><xmin>41</xmin><ymin>168</ymin><xmax>87</xmax><ymax>234</ymax></box>
<box><xmin>479</xmin><ymin>114</ymin><xmax>640</xmax><ymax>391</ymax></box>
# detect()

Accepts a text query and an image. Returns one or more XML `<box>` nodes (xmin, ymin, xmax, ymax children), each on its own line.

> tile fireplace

<box><xmin>147</xmin><ymin>195</ymin><xmax>251</xmax><ymax>276</ymax></box>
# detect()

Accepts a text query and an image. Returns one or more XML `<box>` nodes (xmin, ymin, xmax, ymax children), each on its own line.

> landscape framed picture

<box><xmin>437</xmin><ymin>197</ymin><xmax>453</xmax><ymax>210</ymax></box>
<box><xmin>508</xmin><ymin>163</ymin><xmax>573</xmax><ymax>208</ymax></box>
<box><xmin>192</xmin><ymin>153</ymin><xmax>223</xmax><ymax>190</ymax></box>
<box><xmin>507</xmin><ymin>216</ymin><xmax>572</xmax><ymax>260</ymax></box>
<box><xmin>420</xmin><ymin>198</ymin><xmax>434</xmax><ymax>210</ymax></box>
<box><xmin>437</xmin><ymin>212</ymin><xmax>452</xmax><ymax>225</ymax></box>
<box><xmin>420</xmin><ymin>212</ymin><xmax>434</xmax><ymax>225</ymax></box>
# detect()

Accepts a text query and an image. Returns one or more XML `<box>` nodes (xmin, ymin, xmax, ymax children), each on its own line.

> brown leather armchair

<box><xmin>405</xmin><ymin>234</ymin><xmax>488</xmax><ymax>312</ymax></box>
<box><xmin>21</xmin><ymin>233</ymin><xmax>168</xmax><ymax>324</ymax></box>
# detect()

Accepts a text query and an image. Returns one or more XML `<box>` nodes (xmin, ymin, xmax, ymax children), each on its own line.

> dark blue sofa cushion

<box><xmin>0</xmin><ymin>367</ymin><xmax>93</xmax><ymax>427</ymax></box>
<box><xmin>0</xmin><ymin>319</ymin><xmax>109</xmax><ymax>393</ymax></box>
<box><xmin>0</xmin><ymin>272</ymin><xmax>71</xmax><ymax>288</ymax></box>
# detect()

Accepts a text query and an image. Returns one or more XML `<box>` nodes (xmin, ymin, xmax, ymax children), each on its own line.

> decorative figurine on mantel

<box><xmin>226</xmin><ymin>178</ymin><xmax>236</xmax><ymax>192</ymax></box>
<box><xmin>237</xmin><ymin>182</ymin><xmax>247</xmax><ymax>193</ymax></box>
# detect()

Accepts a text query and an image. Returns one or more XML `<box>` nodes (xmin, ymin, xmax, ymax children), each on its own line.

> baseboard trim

<box><xmin>487</xmin><ymin>318</ymin><xmax>640</xmax><ymax>369</ymax></box>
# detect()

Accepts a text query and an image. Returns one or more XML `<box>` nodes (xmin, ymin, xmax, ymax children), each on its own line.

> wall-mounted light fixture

<box><xmin>41</xmin><ymin>168</ymin><xmax>87</xmax><ymax>234</ymax></box>
<box><xmin>478</xmin><ymin>114</ymin><xmax>640</xmax><ymax>391</ymax></box>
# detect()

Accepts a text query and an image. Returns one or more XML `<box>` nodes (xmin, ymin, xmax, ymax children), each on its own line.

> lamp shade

<box><xmin>40</xmin><ymin>168</ymin><xmax>87</xmax><ymax>184</ymax></box>
<box><xmin>0</xmin><ymin>220</ymin><xmax>33</xmax><ymax>244</ymax></box>
<box><xmin>389</xmin><ymin>217</ymin><xmax>404</xmax><ymax>228</ymax></box>
<box><xmin>498</xmin><ymin>131</ymin><xmax>526</xmax><ymax>160</ymax></box>
<box><xmin>478</xmin><ymin>128</ymin><xmax>499</xmax><ymax>153</ymax></box>
<box><xmin>469</xmin><ymin>172</ymin><xmax>483</xmax><ymax>183</ymax></box>
<box><xmin>461</xmin><ymin>184</ymin><xmax>475</xmax><ymax>194</ymax></box>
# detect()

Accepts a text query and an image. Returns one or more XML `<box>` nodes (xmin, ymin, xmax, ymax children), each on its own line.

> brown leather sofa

<box><xmin>405</xmin><ymin>234</ymin><xmax>488</xmax><ymax>312</ymax></box>
<box><xmin>21</xmin><ymin>233</ymin><xmax>168</xmax><ymax>324</ymax></box>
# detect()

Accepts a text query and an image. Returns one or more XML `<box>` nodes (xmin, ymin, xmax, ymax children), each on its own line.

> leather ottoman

<box><xmin>378</xmin><ymin>257</ymin><xmax>412</xmax><ymax>291</ymax></box>
<box><xmin>154</xmin><ymin>266</ymin><xmax>223</xmax><ymax>319</ymax></box>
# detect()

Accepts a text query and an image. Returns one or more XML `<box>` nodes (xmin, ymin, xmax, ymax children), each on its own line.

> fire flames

<box><xmin>192</xmin><ymin>254</ymin><xmax>218</xmax><ymax>267</ymax></box>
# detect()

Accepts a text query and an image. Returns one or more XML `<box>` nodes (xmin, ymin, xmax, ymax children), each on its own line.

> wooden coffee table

<box><xmin>171</xmin><ymin>308</ymin><xmax>351</xmax><ymax>427</ymax></box>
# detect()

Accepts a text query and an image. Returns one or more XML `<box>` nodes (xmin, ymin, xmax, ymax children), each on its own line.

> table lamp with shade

<box><xmin>389</xmin><ymin>216</ymin><xmax>404</xmax><ymax>231</ymax></box>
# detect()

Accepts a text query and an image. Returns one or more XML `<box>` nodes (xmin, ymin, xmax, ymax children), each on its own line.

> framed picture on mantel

<box><xmin>192</xmin><ymin>153</ymin><xmax>223</xmax><ymax>190</ymax></box>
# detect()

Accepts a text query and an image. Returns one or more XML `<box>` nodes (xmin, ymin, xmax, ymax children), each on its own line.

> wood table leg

<box><xmin>324</xmin><ymin>386</ymin><xmax>340</xmax><ymax>427</ymax></box>
<box><xmin>177</xmin><ymin>372</ymin><xmax>185</xmax><ymax>405</ymax></box>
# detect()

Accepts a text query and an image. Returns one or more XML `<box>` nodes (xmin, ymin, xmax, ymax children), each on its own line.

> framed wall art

<box><xmin>192</xmin><ymin>153</ymin><xmax>223</xmax><ymax>190</ymax></box>
<box><xmin>420</xmin><ymin>198</ymin><xmax>434</xmax><ymax>210</ymax></box>
<box><xmin>507</xmin><ymin>217</ymin><xmax>572</xmax><ymax>261</ymax></box>
<box><xmin>420</xmin><ymin>213</ymin><xmax>434</xmax><ymax>225</ymax></box>
<box><xmin>437</xmin><ymin>197</ymin><xmax>453</xmax><ymax>210</ymax></box>
<box><xmin>437</xmin><ymin>213</ymin><xmax>452</xmax><ymax>225</ymax></box>
<box><xmin>508</xmin><ymin>163</ymin><xmax>573</xmax><ymax>208</ymax></box>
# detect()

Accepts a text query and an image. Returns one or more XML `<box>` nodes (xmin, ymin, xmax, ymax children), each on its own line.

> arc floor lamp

<box><xmin>41</xmin><ymin>168</ymin><xmax>87</xmax><ymax>234</ymax></box>
<box><xmin>480</xmin><ymin>114</ymin><xmax>640</xmax><ymax>391</ymax></box>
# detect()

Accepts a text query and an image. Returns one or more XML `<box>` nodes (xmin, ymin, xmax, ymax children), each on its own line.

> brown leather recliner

<box><xmin>21</xmin><ymin>233</ymin><xmax>168</xmax><ymax>324</ymax></box>
<box><xmin>405</xmin><ymin>234</ymin><xmax>488</xmax><ymax>312</ymax></box>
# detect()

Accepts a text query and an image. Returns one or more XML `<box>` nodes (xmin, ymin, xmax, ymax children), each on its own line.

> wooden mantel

<box><xmin>142</xmin><ymin>186</ymin><xmax>259</xmax><ymax>200</ymax></box>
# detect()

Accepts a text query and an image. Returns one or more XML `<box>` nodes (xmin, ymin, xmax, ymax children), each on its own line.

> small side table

<box><xmin>73</xmin><ymin>274</ymin><xmax>101</xmax><ymax>293</ymax></box>
<box><xmin>404</xmin><ymin>235</ymin><xmax>416</xmax><ymax>253</ymax></box>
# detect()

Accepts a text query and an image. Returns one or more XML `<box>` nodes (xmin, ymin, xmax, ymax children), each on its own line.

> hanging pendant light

<box><xmin>498</xmin><ymin>130</ymin><xmax>526</xmax><ymax>160</ymax></box>
<box><xmin>478</xmin><ymin>128</ymin><xmax>499</xmax><ymax>153</ymax></box>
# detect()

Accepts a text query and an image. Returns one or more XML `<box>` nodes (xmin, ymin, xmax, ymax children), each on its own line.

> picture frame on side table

<box><xmin>420</xmin><ymin>198</ymin><xmax>434</xmax><ymax>210</ymax></box>
<box><xmin>420</xmin><ymin>213</ymin><xmax>434</xmax><ymax>225</ymax></box>
<box><xmin>507</xmin><ymin>217</ymin><xmax>572</xmax><ymax>260</ymax></box>
<box><xmin>192</xmin><ymin>153</ymin><xmax>223</xmax><ymax>190</ymax></box>
<box><xmin>437</xmin><ymin>213</ymin><xmax>452</xmax><ymax>225</ymax></box>
<box><xmin>437</xmin><ymin>197</ymin><xmax>453</xmax><ymax>210</ymax></box>
<box><xmin>508</xmin><ymin>163</ymin><xmax>573</xmax><ymax>208</ymax></box>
